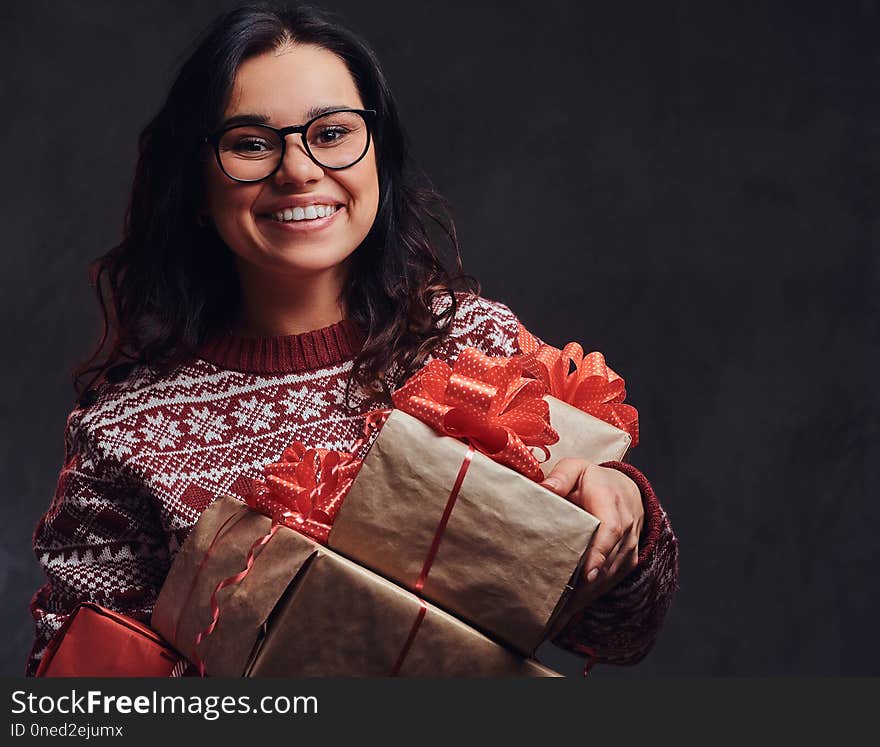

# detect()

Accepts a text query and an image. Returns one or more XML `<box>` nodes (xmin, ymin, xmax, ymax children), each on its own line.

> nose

<box><xmin>273</xmin><ymin>136</ymin><xmax>324</xmax><ymax>185</ymax></box>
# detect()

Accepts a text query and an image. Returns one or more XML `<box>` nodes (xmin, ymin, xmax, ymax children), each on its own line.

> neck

<box><xmin>232</xmin><ymin>259</ymin><xmax>349</xmax><ymax>337</ymax></box>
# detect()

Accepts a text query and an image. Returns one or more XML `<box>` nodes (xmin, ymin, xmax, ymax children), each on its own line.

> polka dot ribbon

<box><xmin>391</xmin><ymin>347</ymin><xmax>559</xmax><ymax>482</ymax></box>
<box><xmin>247</xmin><ymin>444</ymin><xmax>364</xmax><ymax>545</ymax></box>
<box><xmin>515</xmin><ymin>324</ymin><xmax>640</xmax><ymax>446</ymax></box>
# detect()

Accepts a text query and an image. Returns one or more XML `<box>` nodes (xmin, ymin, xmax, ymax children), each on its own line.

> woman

<box><xmin>27</xmin><ymin>2</ymin><xmax>678</xmax><ymax>676</ymax></box>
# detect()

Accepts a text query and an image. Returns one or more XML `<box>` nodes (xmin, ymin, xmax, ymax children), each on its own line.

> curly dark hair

<box><xmin>74</xmin><ymin>1</ymin><xmax>477</xmax><ymax>407</ymax></box>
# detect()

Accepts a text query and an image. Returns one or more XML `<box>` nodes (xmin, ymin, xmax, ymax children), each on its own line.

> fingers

<box><xmin>540</xmin><ymin>458</ymin><xmax>594</xmax><ymax>507</ymax></box>
<box><xmin>582</xmin><ymin>515</ymin><xmax>622</xmax><ymax>583</ymax></box>
<box><xmin>583</xmin><ymin>495</ymin><xmax>636</xmax><ymax>583</ymax></box>
<box><xmin>604</xmin><ymin>525</ymin><xmax>640</xmax><ymax>582</ymax></box>
<box><xmin>540</xmin><ymin>460</ymin><xmax>643</xmax><ymax>598</ymax></box>
<box><xmin>606</xmin><ymin>505</ymin><xmax>642</xmax><ymax>580</ymax></box>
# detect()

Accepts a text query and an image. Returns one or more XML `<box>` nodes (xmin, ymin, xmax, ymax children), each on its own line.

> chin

<box><xmin>262</xmin><ymin>248</ymin><xmax>355</xmax><ymax>277</ymax></box>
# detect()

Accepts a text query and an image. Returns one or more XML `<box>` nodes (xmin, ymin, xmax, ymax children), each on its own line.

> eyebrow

<box><xmin>219</xmin><ymin>103</ymin><xmax>356</xmax><ymax>129</ymax></box>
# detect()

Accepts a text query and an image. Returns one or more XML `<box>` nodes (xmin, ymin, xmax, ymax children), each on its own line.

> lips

<box><xmin>258</xmin><ymin>205</ymin><xmax>344</xmax><ymax>231</ymax></box>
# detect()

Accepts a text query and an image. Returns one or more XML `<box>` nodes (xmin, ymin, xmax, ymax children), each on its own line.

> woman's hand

<box><xmin>540</xmin><ymin>458</ymin><xmax>644</xmax><ymax>635</ymax></box>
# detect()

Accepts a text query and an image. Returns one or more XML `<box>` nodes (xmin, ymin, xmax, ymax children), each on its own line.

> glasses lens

<box><xmin>305</xmin><ymin>111</ymin><xmax>369</xmax><ymax>169</ymax></box>
<box><xmin>217</xmin><ymin>125</ymin><xmax>283</xmax><ymax>181</ymax></box>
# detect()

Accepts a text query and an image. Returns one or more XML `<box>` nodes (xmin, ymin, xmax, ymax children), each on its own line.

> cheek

<box><xmin>351</xmin><ymin>158</ymin><xmax>380</xmax><ymax>220</ymax></box>
<box><xmin>205</xmin><ymin>175</ymin><xmax>258</xmax><ymax>228</ymax></box>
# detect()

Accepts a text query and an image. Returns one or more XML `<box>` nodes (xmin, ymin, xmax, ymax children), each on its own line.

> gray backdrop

<box><xmin>2</xmin><ymin>0</ymin><xmax>877</xmax><ymax>676</ymax></box>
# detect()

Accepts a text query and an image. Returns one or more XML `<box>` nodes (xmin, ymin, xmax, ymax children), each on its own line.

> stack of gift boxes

<box><xmin>40</xmin><ymin>340</ymin><xmax>639</xmax><ymax>678</ymax></box>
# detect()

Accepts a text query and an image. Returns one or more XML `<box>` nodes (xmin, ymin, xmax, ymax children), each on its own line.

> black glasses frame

<box><xmin>205</xmin><ymin>108</ymin><xmax>377</xmax><ymax>183</ymax></box>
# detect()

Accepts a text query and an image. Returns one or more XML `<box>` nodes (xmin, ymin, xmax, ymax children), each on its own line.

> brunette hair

<box><xmin>74</xmin><ymin>1</ymin><xmax>477</xmax><ymax>406</ymax></box>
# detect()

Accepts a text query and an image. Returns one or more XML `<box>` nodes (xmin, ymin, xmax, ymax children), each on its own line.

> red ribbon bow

<box><xmin>246</xmin><ymin>443</ymin><xmax>363</xmax><ymax>545</ymax></box>
<box><xmin>391</xmin><ymin>347</ymin><xmax>558</xmax><ymax>481</ymax></box>
<box><xmin>515</xmin><ymin>324</ymin><xmax>640</xmax><ymax>446</ymax></box>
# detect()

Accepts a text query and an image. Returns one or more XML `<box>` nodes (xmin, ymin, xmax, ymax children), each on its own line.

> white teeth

<box><xmin>271</xmin><ymin>204</ymin><xmax>338</xmax><ymax>222</ymax></box>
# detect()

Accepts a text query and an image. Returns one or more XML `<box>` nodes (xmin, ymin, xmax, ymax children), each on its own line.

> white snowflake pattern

<box><xmin>486</xmin><ymin>322</ymin><xmax>511</xmax><ymax>354</ymax></box>
<box><xmin>138</xmin><ymin>412</ymin><xmax>184</xmax><ymax>449</ymax></box>
<box><xmin>327</xmin><ymin>377</ymin><xmax>372</xmax><ymax>409</ymax></box>
<box><xmin>184</xmin><ymin>406</ymin><xmax>230</xmax><ymax>443</ymax></box>
<box><xmin>99</xmin><ymin>426</ymin><xmax>141</xmax><ymax>461</ymax></box>
<box><xmin>283</xmin><ymin>384</ymin><xmax>330</xmax><ymax>421</ymax></box>
<box><xmin>230</xmin><ymin>396</ymin><xmax>276</xmax><ymax>433</ymax></box>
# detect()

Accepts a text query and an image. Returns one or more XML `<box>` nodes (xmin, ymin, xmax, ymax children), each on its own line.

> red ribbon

<box><xmin>387</xmin><ymin>349</ymin><xmax>559</xmax><ymax>673</ymax></box>
<box><xmin>390</xmin><ymin>602</ymin><xmax>427</xmax><ymax>676</ymax></box>
<box><xmin>188</xmin><ymin>410</ymin><xmax>391</xmax><ymax>677</ymax></box>
<box><xmin>414</xmin><ymin>443</ymin><xmax>474</xmax><ymax>594</ymax></box>
<box><xmin>192</xmin><ymin>515</ymin><xmax>281</xmax><ymax>677</ymax></box>
<box><xmin>247</xmin><ymin>446</ymin><xmax>362</xmax><ymax>545</ymax></box>
<box><xmin>386</xmin><ymin>443</ymin><xmax>475</xmax><ymax>676</ymax></box>
<box><xmin>245</xmin><ymin>408</ymin><xmax>392</xmax><ymax>543</ymax></box>
<box><xmin>391</xmin><ymin>347</ymin><xmax>558</xmax><ymax>481</ymax></box>
<box><xmin>514</xmin><ymin>323</ymin><xmax>640</xmax><ymax>446</ymax></box>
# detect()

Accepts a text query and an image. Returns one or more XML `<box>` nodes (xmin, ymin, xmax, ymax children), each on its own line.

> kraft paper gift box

<box><xmin>514</xmin><ymin>337</ymin><xmax>639</xmax><ymax>476</ymax></box>
<box><xmin>151</xmin><ymin>495</ymin><xmax>560</xmax><ymax>677</ymax></box>
<box><xmin>327</xmin><ymin>407</ymin><xmax>601</xmax><ymax>657</ymax></box>
<box><xmin>535</xmin><ymin>394</ymin><xmax>632</xmax><ymax>477</ymax></box>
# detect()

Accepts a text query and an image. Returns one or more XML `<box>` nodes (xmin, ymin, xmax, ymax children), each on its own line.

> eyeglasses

<box><xmin>205</xmin><ymin>108</ymin><xmax>377</xmax><ymax>183</ymax></box>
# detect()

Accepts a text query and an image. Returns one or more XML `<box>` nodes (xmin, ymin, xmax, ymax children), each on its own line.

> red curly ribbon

<box><xmin>192</xmin><ymin>517</ymin><xmax>282</xmax><ymax>677</ymax></box>
<box><xmin>514</xmin><ymin>324</ymin><xmax>640</xmax><ymax>446</ymax></box>
<box><xmin>188</xmin><ymin>410</ymin><xmax>392</xmax><ymax>676</ymax></box>
<box><xmin>175</xmin><ymin>506</ymin><xmax>251</xmax><ymax>673</ymax></box>
<box><xmin>391</xmin><ymin>347</ymin><xmax>558</xmax><ymax>481</ymax></box>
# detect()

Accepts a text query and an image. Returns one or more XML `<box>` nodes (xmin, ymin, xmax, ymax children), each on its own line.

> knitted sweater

<box><xmin>26</xmin><ymin>293</ymin><xmax>679</xmax><ymax>676</ymax></box>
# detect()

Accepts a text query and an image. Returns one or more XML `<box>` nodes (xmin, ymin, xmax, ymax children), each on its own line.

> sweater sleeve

<box><xmin>551</xmin><ymin>460</ymin><xmax>680</xmax><ymax>671</ymax></box>
<box><xmin>25</xmin><ymin>405</ymin><xmax>171</xmax><ymax>676</ymax></box>
<box><xmin>426</xmin><ymin>292</ymin><xmax>530</xmax><ymax>362</ymax></box>
<box><xmin>505</xmin><ymin>309</ymin><xmax>679</xmax><ymax>669</ymax></box>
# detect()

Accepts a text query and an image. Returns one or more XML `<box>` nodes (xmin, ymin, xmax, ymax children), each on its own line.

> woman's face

<box><xmin>203</xmin><ymin>44</ymin><xmax>380</xmax><ymax>279</ymax></box>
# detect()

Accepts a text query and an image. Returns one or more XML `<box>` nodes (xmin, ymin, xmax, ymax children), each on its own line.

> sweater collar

<box><xmin>196</xmin><ymin>318</ymin><xmax>366</xmax><ymax>374</ymax></box>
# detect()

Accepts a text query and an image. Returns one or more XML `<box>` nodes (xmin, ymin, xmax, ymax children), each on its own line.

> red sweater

<box><xmin>26</xmin><ymin>293</ymin><xmax>679</xmax><ymax>676</ymax></box>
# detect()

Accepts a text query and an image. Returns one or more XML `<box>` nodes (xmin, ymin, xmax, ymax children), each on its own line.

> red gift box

<box><xmin>35</xmin><ymin>602</ymin><xmax>186</xmax><ymax>677</ymax></box>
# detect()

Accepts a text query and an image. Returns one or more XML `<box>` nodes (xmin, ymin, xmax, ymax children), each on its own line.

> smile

<box><xmin>270</xmin><ymin>204</ymin><xmax>340</xmax><ymax>222</ymax></box>
<box><xmin>259</xmin><ymin>205</ymin><xmax>344</xmax><ymax>232</ymax></box>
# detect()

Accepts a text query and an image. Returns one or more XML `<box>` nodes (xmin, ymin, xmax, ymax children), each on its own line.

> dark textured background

<box><xmin>2</xmin><ymin>0</ymin><xmax>877</xmax><ymax>677</ymax></box>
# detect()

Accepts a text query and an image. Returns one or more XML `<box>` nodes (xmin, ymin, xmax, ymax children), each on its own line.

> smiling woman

<box><xmin>26</xmin><ymin>1</ymin><xmax>678</xmax><ymax>677</ymax></box>
<box><xmin>202</xmin><ymin>45</ymin><xmax>381</xmax><ymax>304</ymax></box>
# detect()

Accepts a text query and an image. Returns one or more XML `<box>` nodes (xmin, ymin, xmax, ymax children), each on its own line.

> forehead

<box><xmin>224</xmin><ymin>44</ymin><xmax>363</xmax><ymax>122</ymax></box>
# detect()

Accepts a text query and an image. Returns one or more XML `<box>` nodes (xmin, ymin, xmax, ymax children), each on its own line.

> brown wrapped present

<box><xmin>535</xmin><ymin>395</ymin><xmax>632</xmax><ymax>477</ymax></box>
<box><xmin>514</xmin><ymin>337</ymin><xmax>639</xmax><ymax>475</ymax></box>
<box><xmin>151</xmin><ymin>495</ymin><xmax>559</xmax><ymax>677</ymax></box>
<box><xmin>328</xmin><ymin>407</ymin><xmax>599</xmax><ymax>656</ymax></box>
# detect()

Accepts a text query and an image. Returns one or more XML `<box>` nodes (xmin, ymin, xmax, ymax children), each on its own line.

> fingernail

<box><xmin>542</xmin><ymin>478</ymin><xmax>561</xmax><ymax>491</ymax></box>
<box><xmin>587</xmin><ymin>568</ymin><xmax>599</xmax><ymax>582</ymax></box>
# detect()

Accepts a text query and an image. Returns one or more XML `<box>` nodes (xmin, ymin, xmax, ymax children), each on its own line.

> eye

<box><xmin>311</xmin><ymin>127</ymin><xmax>351</xmax><ymax>146</ymax></box>
<box><xmin>231</xmin><ymin>137</ymin><xmax>273</xmax><ymax>154</ymax></box>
